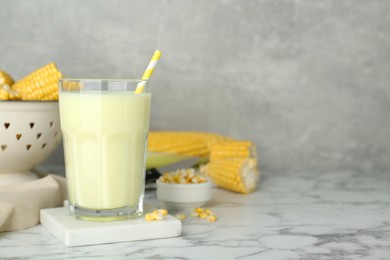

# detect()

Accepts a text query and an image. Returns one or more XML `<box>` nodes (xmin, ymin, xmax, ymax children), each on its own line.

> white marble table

<box><xmin>1</xmin><ymin>170</ymin><xmax>390</xmax><ymax>259</ymax></box>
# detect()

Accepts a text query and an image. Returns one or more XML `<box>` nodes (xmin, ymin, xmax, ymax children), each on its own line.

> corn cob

<box><xmin>148</xmin><ymin>131</ymin><xmax>227</xmax><ymax>157</ymax></box>
<box><xmin>12</xmin><ymin>62</ymin><xmax>62</xmax><ymax>101</ymax></box>
<box><xmin>204</xmin><ymin>157</ymin><xmax>259</xmax><ymax>194</ymax></box>
<box><xmin>209</xmin><ymin>140</ymin><xmax>257</xmax><ymax>161</ymax></box>
<box><xmin>148</xmin><ymin>131</ymin><xmax>260</xmax><ymax>194</ymax></box>
<box><xmin>0</xmin><ymin>84</ymin><xmax>20</xmax><ymax>100</ymax></box>
<box><xmin>0</xmin><ymin>87</ymin><xmax>9</xmax><ymax>100</ymax></box>
<box><xmin>0</xmin><ymin>70</ymin><xmax>16</xmax><ymax>101</ymax></box>
<box><xmin>0</xmin><ymin>70</ymin><xmax>14</xmax><ymax>86</ymax></box>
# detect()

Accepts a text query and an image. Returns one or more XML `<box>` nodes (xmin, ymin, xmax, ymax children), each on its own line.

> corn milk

<box><xmin>60</xmin><ymin>91</ymin><xmax>151</xmax><ymax>210</ymax></box>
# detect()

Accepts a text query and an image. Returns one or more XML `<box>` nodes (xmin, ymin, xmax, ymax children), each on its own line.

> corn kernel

<box><xmin>205</xmin><ymin>209</ymin><xmax>215</xmax><ymax>215</ymax></box>
<box><xmin>154</xmin><ymin>209</ymin><xmax>168</xmax><ymax>216</ymax></box>
<box><xmin>145</xmin><ymin>213</ymin><xmax>155</xmax><ymax>221</ymax></box>
<box><xmin>190</xmin><ymin>207</ymin><xmax>218</xmax><ymax>222</ymax></box>
<box><xmin>199</xmin><ymin>212</ymin><xmax>208</xmax><ymax>218</ymax></box>
<box><xmin>195</xmin><ymin>207</ymin><xmax>204</xmax><ymax>213</ymax></box>
<box><xmin>145</xmin><ymin>209</ymin><xmax>168</xmax><ymax>221</ymax></box>
<box><xmin>207</xmin><ymin>215</ymin><xmax>217</xmax><ymax>222</ymax></box>
<box><xmin>163</xmin><ymin>172</ymin><xmax>172</xmax><ymax>179</ymax></box>
<box><xmin>152</xmin><ymin>211</ymin><xmax>164</xmax><ymax>220</ymax></box>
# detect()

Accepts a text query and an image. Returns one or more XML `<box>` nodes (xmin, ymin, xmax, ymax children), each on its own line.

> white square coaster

<box><xmin>40</xmin><ymin>205</ymin><xmax>182</xmax><ymax>247</ymax></box>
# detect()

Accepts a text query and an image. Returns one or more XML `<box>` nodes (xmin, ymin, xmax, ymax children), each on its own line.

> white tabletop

<box><xmin>1</xmin><ymin>170</ymin><xmax>389</xmax><ymax>259</ymax></box>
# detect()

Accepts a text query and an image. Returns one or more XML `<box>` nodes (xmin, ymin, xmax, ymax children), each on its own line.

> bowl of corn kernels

<box><xmin>156</xmin><ymin>168</ymin><xmax>212</xmax><ymax>210</ymax></box>
<box><xmin>0</xmin><ymin>63</ymin><xmax>63</xmax><ymax>186</ymax></box>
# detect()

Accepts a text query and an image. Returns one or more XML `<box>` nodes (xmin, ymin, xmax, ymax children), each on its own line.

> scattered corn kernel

<box><xmin>205</xmin><ymin>209</ymin><xmax>215</xmax><ymax>215</ymax></box>
<box><xmin>145</xmin><ymin>213</ymin><xmax>155</xmax><ymax>221</ymax></box>
<box><xmin>152</xmin><ymin>211</ymin><xmax>164</xmax><ymax>221</ymax></box>
<box><xmin>158</xmin><ymin>168</ymin><xmax>208</xmax><ymax>184</ymax></box>
<box><xmin>195</xmin><ymin>208</ymin><xmax>204</xmax><ymax>213</ymax></box>
<box><xmin>154</xmin><ymin>209</ymin><xmax>168</xmax><ymax>216</ymax></box>
<box><xmin>207</xmin><ymin>215</ymin><xmax>217</xmax><ymax>222</ymax></box>
<box><xmin>174</xmin><ymin>213</ymin><xmax>187</xmax><ymax>221</ymax></box>
<box><xmin>145</xmin><ymin>208</ymin><xmax>168</xmax><ymax>221</ymax></box>
<box><xmin>199</xmin><ymin>212</ymin><xmax>208</xmax><ymax>218</ymax></box>
<box><xmin>191</xmin><ymin>207</ymin><xmax>218</xmax><ymax>222</ymax></box>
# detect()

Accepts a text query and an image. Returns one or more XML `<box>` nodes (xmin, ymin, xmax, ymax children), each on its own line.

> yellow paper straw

<box><xmin>135</xmin><ymin>50</ymin><xmax>162</xmax><ymax>93</ymax></box>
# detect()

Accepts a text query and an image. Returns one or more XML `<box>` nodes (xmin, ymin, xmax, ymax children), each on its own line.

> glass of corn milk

<box><xmin>58</xmin><ymin>79</ymin><xmax>151</xmax><ymax>221</ymax></box>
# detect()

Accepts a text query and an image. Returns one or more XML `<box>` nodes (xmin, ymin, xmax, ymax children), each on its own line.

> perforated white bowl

<box><xmin>0</xmin><ymin>101</ymin><xmax>61</xmax><ymax>184</ymax></box>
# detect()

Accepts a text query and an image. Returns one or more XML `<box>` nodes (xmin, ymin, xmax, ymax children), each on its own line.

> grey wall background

<box><xmin>0</xmin><ymin>0</ymin><xmax>389</xmax><ymax>173</ymax></box>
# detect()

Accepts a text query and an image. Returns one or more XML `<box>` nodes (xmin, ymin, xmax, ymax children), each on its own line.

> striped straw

<box><xmin>135</xmin><ymin>50</ymin><xmax>162</xmax><ymax>93</ymax></box>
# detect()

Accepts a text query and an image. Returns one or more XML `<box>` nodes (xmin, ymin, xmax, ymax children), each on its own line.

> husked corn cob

<box><xmin>0</xmin><ymin>70</ymin><xmax>14</xmax><ymax>86</ymax></box>
<box><xmin>148</xmin><ymin>131</ymin><xmax>260</xmax><ymax>194</ymax></box>
<box><xmin>0</xmin><ymin>85</ymin><xmax>20</xmax><ymax>100</ymax></box>
<box><xmin>209</xmin><ymin>140</ymin><xmax>257</xmax><ymax>161</ymax></box>
<box><xmin>0</xmin><ymin>87</ymin><xmax>9</xmax><ymax>100</ymax></box>
<box><xmin>148</xmin><ymin>131</ymin><xmax>227</xmax><ymax>157</ymax></box>
<box><xmin>0</xmin><ymin>70</ymin><xmax>17</xmax><ymax>101</ymax></box>
<box><xmin>12</xmin><ymin>62</ymin><xmax>62</xmax><ymax>101</ymax></box>
<box><xmin>205</xmin><ymin>157</ymin><xmax>259</xmax><ymax>194</ymax></box>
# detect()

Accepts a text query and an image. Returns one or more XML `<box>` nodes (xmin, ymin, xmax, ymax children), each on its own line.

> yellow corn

<box><xmin>159</xmin><ymin>168</ymin><xmax>207</xmax><ymax>184</ymax></box>
<box><xmin>207</xmin><ymin>215</ymin><xmax>217</xmax><ymax>222</ymax></box>
<box><xmin>152</xmin><ymin>211</ymin><xmax>164</xmax><ymax>220</ymax></box>
<box><xmin>148</xmin><ymin>131</ymin><xmax>227</xmax><ymax>157</ymax></box>
<box><xmin>154</xmin><ymin>209</ymin><xmax>168</xmax><ymax>216</ymax></box>
<box><xmin>0</xmin><ymin>70</ymin><xmax>17</xmax><ymax>101</ymax></box>
<box><xmin>205</xmin><ymin>209</ymin><xmax>215</xmax><ymax>215</ymax></box>
<box><xmin>205</xmin><ymin>157</ymin><xmax>259</xmax><ymax>194</ymax></box>
<box><xmin>0</xmin><ymin>86</ymin><xmax>11</xmax><ymax>100</ymax></box>
<box><xmin>199</xmin><ymin>212</ymin><xmax>208</xmax><ymax>218</ymax></box>
<box><xmin>0</xmin><ymin>70</ymin><xmax>14</xmax><ymax>86</ymax></box>
<box><xmin>195</xmin><ymin>207</ymin><xmax>204</xmax><ymax>213</ymax></box>
<box><xmin>148</xmin><ymin>131</ymin><xmax>260</xmax><ymax>194</ymax></box>
<box><xmin>145</xmin><ymin>209</ymin><xmax>167</xmax><ymax>221</ymax></box>
<box><xmin>209</xmin><ymin>140</ymin><xmax>257</xmax><ymax>161</ymax></box>
<box><xmin>12</xmin><ymin>62</ymin><xmax>62</xmax><ymax>101</ymax></box>
<box><xmin>145</xmin><ymin>213</ymin><xmax>155</xmax><ymax>221</ymax></box>
<box><xmin>191</xmin><ymin>207</ymin><xmax>218</xmax><ymax>222</ymax></box>
<box><xmin>0</xmin><ymin>88</ymin><xmax>7</xmax><ymax>100</ymax></box>
<box><xmin>0</xmin><ymin>85</ymin><xmax>20</xmax><ymax>100</ymax></box>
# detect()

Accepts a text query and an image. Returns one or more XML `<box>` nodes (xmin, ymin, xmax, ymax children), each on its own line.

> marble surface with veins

<box><xmin>0</xmin><ymin>170</ymin><xmax>389</xmax><ymax>259</ymax></box>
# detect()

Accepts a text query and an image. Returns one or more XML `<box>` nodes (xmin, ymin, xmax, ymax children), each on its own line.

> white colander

<box><xmin>0</xmin><ymin>101</ymin><xmax>62</xmax><ymax>185</ymax></box>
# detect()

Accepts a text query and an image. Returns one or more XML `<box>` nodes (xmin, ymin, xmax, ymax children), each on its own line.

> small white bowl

<box><xmin>156</xmin><ymin>179</ymin><xmax>212</xmax><ymax>210</ymax></box>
